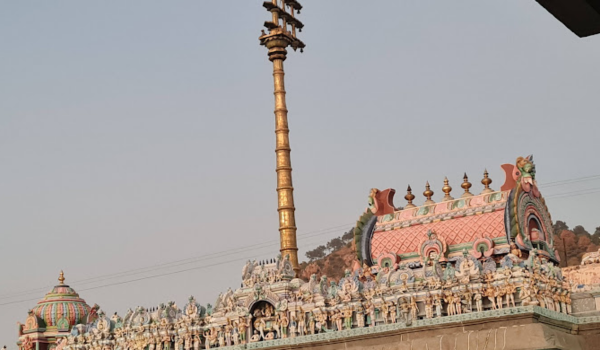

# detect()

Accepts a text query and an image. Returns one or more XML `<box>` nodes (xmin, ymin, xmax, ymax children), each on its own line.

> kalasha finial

<box><xmin>442</xmin><ymin>177</ymin><xmax>454</xmax><ymax>201</ymax></box>
<box><xmin>481</xmin><ymin>169</ymin><xmax>493</xmax><ymax>194</ymax></box>
<box><xmin>58</xmin><ymin>270</ymin><xmax>65</xmax><ymax>285</ymax></box>
<box><xmin>423</xmin><ymin>181</ymin><xmax>435</xmax><ymax>205</ymax></box>
<box><xmin>404</xmin><ymin>185</ymin><xmax>416</xmax><ymax>208</ymax></box>
<box><xmin>461</xmin><ymin>173</ymin><xmax>473</xmax><ymax>198</ymax></box>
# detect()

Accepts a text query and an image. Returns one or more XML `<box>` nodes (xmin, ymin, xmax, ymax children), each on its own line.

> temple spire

<box><xmin>58</xmin><ymin>270</ymin><xmax>65</xmax><ymax>285</ymax></box>
<box><xmin>259</xmin><ymin>0</ymin><xmax>305</xmax><ymax>276</ymax></box>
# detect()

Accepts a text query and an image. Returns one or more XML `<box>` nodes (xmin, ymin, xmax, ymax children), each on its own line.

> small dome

<box><xmin>31</xmin><ymin>271</ymin><xmax>91</xmax><ymax>328</ymax></box>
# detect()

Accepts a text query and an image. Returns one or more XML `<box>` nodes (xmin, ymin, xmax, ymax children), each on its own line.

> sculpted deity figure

<box><xmin>399</xmin><ymin>298</ymin><xmax>410</xmax><ymax>324</ymax></box>
<box><xmin>264</xmin><ymin>304</ymin><xmax>274</xmax><ymax>318</ymax></box>
<box><xmin>356</xmin><ymin>308</ymin><xmax>365</xmax><ymax>328</ymax></box>
<box><xmin>559</xmin><ymin>292</ymin><xmax>567</xmax><ymax>314</ymax></box>
<box><xmin>232</xmin><ymin>328</ymin><xmax>240</xmax><ymax>346</ymax></box>
<box><xmin>333</xmin><ymin>310</ymin><xmax>343</xmax><ymax>331</ymax></box>
<box><xmin>183</xmin><ymin>334</ymin><xmax>191</xmax><ymax>350</ymax></box>
<box><xmin>505</xmin><ymin>282</ymin><xmax>516</xmax><ymax>308</ymax></box>
<box><xmin>280</xmin><ymin>312</ymin><xmax>289</xmax><ymax>338</ymax></box>
<box><xmin>434</xmin><ymin>294</ymin><xmax>443</xmax><ymax>318</ymax></box>
<box><xmin>410</xmin><ymin>295</ymin><xmax>419</xmax><ymax>320</ymax></box>
<box><xmin>453</xmin><ymin>293</ymin><xmax>462</xmax><ymax>315</ymax></box>
<box><xmin>328</xmin><ymin>281</ymin><xmax>339</xmax><ymax>304</ymax></box>
<box><xmin>388</xmin><ymin>302</ymin><xmax>397</xmax><ymax>324</ymax></box>
<box><xmin>217</xmin><ymin>331</ymin><xmax>225</xmax><ymax>348</ymax></box>
<box><xmin>272</xmin><ymin>314</ymin><xmax>281</xmax><ymax>339</ymax></box>
<box><xmin>224</xmin><ymin>321</ymin><xmax>233</xmax><ymax>346</ymax></box>
<box><xmin>315</xmin><ymin>312</ymin><xmax>327</xmax><ymax>333</ymax></box>
<box><xmin>545</xmin><ymin>290</ymin><xmax>555</xmax><ymax>311</ymax></box>
<box><xmin>519</xmin><ymin>284</ymin><xmax>533</xmax><ymax>306</ymax></box>
<box><xmin>535</xmin><ymin>288</ymin><xmax>545</xmax><ymax>308</ymax></box>
<box><xmin>203</xmin><ymin>328</ymin><xmax>218</xmax><ymax>349</ymax></box>
<box><xmin>484</xmin><ymin>285</ymin><xmax>497</xmax><ymax>310</ymax></box>
<box><xmin>308</xmin><ymin>312</ymin><xmax>315</xmax><ymax>335</ymax></box>
<box><xmin>424</xmin><ymin>293</ymin><xmax>434</xmax><ymax>319</ymax></box>
<box><xmin>258</xmin><ymin>318</ymin><xmax>267</xmax><ymax>339</ymax></box>
<box><xmin>297</xmin><ymin>313</ymin><xmax>306</xmax><ymax>336</ymax></box>
<box><xmin>496</xmin><ymin>286</ymin><xmax>505</xmax><ymax>309</ymax></box>
<box><xmin>239</xmin><ymin>317</ymin><xmax>249</xmax><ymax>344</ymax></box>
<box><xmin>380</xmin><ymin>302</ymin><xmax>389</xmax><ymax>324</ymax></box>
<box><xmin>192</xmin><ymin>335</ymin><xmax>200</xmax><ymax>350</ymax></box>
<box><xmin>367</xmin><ymin>301</ymin><xmax>376</xmax><ymax>327</ymax></box>
<box><xmin>462</xmin><ymin>287</ymin><xmax>473</xmax><ymax>312</ymax></box>
<box><xmin>289</xmin><ymin>314</ymin><xmax>297</xmax><ymax>337</ymax></box>
<box><xmin>444</xmin><ymin>291</ymin><xmax>455</xmax><ymax>316</ymax></box>
<box><xmin>510</xmin><ymin>242</ymin><xmax>522</xmax><ymax>259</ymax></box>
<box><xmin>473</xmin><ymin>289</ymin><xmax>483</xmax><ymax>312</ymax></box>
<box><xmin>553</xmin><ymin>292</ymin><xmax>562</xmax><ymax>313</ymax></box>
<box><xmin>343</xmin><ymin>305</ymin><xmax>353</xmax><ymax>329</ymax></box>
<box><xmin>484</xmin><ymin>271</ymin><xmax>495</xmax><ymax>284</ymax></box>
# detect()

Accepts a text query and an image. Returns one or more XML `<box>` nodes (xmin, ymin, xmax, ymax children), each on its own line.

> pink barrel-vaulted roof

<box><xmin>369</xmin><ymin>190</ymin><xmax>509</xmax><ymax>261</ymax></box>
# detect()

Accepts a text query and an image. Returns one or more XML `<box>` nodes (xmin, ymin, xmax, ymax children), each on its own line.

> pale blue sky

<box><xmin>1</xmin><ymin>1</ymin><xmax>600</xmax><ymax>345</ymax></box>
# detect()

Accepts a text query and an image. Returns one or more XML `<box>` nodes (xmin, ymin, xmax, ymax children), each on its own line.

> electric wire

<box><xmin>1</xmin><ymin>173</ymin><xmax>598</xmax><ymax>307</ymax></box>
<box><xmin>0</xmin><ymin>222</ymin><xmax>354</xmax><ymax>301</ymax></box>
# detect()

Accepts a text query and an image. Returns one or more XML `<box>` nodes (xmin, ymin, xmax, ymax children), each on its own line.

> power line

<box><xmin>3</xmin><ymin>173</ymin><xmax>598</xmax><ymax>305</ymax></box>
<box><xmin>544</xmin><ymin>187</ymin><xmax>600</xmax><ymax>199</ymax></box>
<box><xmin>0</xmin><ymin>222</ymin><xmax>354</xmax><ymax>301</ymax></box>
<box><xmin>0</xmin><ymin>252</ymin><xmax>273</xmax><ymax>307</ymax></box>
<box><xmin>539</xmin><ymin>174</ymin><xmax>600</xmax><ymax>188</ymax></box>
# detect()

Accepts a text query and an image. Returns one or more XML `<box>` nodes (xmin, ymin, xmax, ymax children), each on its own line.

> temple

<box><xmin>11</xmin><ymin>1</ymin><xmax>600</xmax><ymax>349</ymax></box>
<box><xmin>14</xmin><ymin>156</ymin><xmax>600</xmax><ymax>350</ymax></box>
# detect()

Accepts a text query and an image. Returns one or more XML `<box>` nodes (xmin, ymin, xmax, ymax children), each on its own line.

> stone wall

<box><xmin>236</xmin><ymin>307</ymin><xmax>600</xmax><ymax>350</ymax></box>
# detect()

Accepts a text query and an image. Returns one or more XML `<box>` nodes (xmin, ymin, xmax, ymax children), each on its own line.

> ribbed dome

<box><xmin>31</xmin><ymin>272</ymin><xmax>91</xmax><ymax>328</ymax></box>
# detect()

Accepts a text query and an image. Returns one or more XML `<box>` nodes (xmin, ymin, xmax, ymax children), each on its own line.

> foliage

<box><xmin>553</xmin><ymin>221</ymin><xmax>599</xmax><ymax>267</ymax></box>
<box><xmin>305</xmin><ymin>228</ymin><xmax>354</xmax><ymax>261</ymax></box>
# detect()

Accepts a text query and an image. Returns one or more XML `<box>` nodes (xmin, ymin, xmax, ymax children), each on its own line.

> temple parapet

<box><xmin>15</xmin><ymin>156</ymin><xmax>600</xmax><ymax>350</ymax></box>
<box><xmin>22</xmin><ymin>250</ymin><xmax>575</xmax><ymax>350</ymax></box>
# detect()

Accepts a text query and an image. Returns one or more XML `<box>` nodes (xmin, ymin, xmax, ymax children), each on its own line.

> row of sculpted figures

<box><xmin>60</xmin><ymin>249</ymin><xmax>571</xmax><ymax>350</ymax></box>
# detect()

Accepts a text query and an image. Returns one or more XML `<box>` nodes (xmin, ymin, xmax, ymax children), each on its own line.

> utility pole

<box><xmin>259</xmin><ymin>0</ymin><xmax>305</xmax><ymax>276</ymax></box>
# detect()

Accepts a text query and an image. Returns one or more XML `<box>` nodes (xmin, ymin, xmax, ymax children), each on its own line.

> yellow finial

<box><xmin>58</xmin><ymin>270</ymin><xmax>65</xmax><ymax>285</ymax></box>
<box><xmin>423</xmin><ymin>181</ymin><xmax>435</xmax><ymax>205</ymax></box>
<box><xmin>404</xmin><ymin>185</ymin><xmax>416</xmax><ymax>208</ymax></box>
<box><xmin>442</xmin><ymin>177</ymin><xmax>454</xmax><ymax>201</ymax></box>
<box><xmin>481</xmin><ymin>169</ymin><xmax>493</xmax><ymax>194</ymax></box>
<box><xmin>461</xmin><ymin>173</ymin><xmax>473</xmax><ymax>198</ymax></box>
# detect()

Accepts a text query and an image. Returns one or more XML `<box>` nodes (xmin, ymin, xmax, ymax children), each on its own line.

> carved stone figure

<box><xmin>297</xmin><ymin>312</ymin><xmax>306</xmax><ymax>336</ymax></box>
<box><xmin>342</xmin><ymin>305</ymin><xmax>353</xmax><ymax>329</ymax></box>
<box><xmin>474</xmin><ymin>289</ymin><xmax>483</xmax><ymax>312</ymax></box>
<box><xmin>434</xmin><ymin>293</ymin><xmax>443</xmax><ymax>318</ymax></box>
<box><xmin>280</xmin><ymin>312</ymin><xmax>289</xmax><ymax>338</ymax></box>
<box><xmin>399</xmin><ymin>298</ymin><xmax>410</xmax><ymax>324</ymax></box>
<box><xmin>444</xmin><ymin>291</ymin><xmax>455</xmax><ymax>316</ymax></box>
<box><xmin>424</xmin><ymin>293</ymin><xmax>434</xmax><ymax>319</ymax></box>
<box><xmin>484</xmin><ymin>285</ymin><xmax>496</xmax><ymax>310</ymax></box>
<box><xmin>410</xmin><ymin>295</ymin><xmax>419</xmax><ymax>320</ymax></box>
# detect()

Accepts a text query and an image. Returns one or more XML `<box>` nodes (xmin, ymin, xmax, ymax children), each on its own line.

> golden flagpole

<box><xmin>259</xmin><ymin>0</ymin><xmax>305</xmax><ymax>276</ymax></box>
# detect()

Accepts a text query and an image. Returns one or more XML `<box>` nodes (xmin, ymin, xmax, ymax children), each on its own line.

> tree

<box><xmin>560</xmin><ymin>231</ymin><xmax>578</xmax><ymax>265</ymax></box>
<box><xmin>573</xmin><ymin>225</ymin><xmax>590</xmax><ymax>237</ymax></box>
<box><xmin>327</xmin><ymin>238</ymin><xmax>344</xmax><ymax>253</ymax></box>
<box><xmin>592</xmin><ymin>226</ymin><xmax>600</xmax><ymax>246</ymax></box>
<box><xmin>578</xmin><ymin>235</ymin><xmax>591</xmax><ymax>251</ymax></box>
<box><xmin>341</xmin><ymin>228</ymin><xmax>354</xmax><ymax>243</ymax></box>
<box><xmin>553</xmin><ymin>221</ymin><xmax>569</xmax><ymax>238</ymax></box>
<box><xmin>305</xmin><ymin>245</ymin><xmax>327</xmax><ymax>261</ymax></box>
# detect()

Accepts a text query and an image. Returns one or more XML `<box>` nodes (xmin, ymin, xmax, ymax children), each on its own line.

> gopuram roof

<box><xmin>355</xmin><ymin>155</ymin><xmax>558</xmax><ymax>268</ymax></box>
